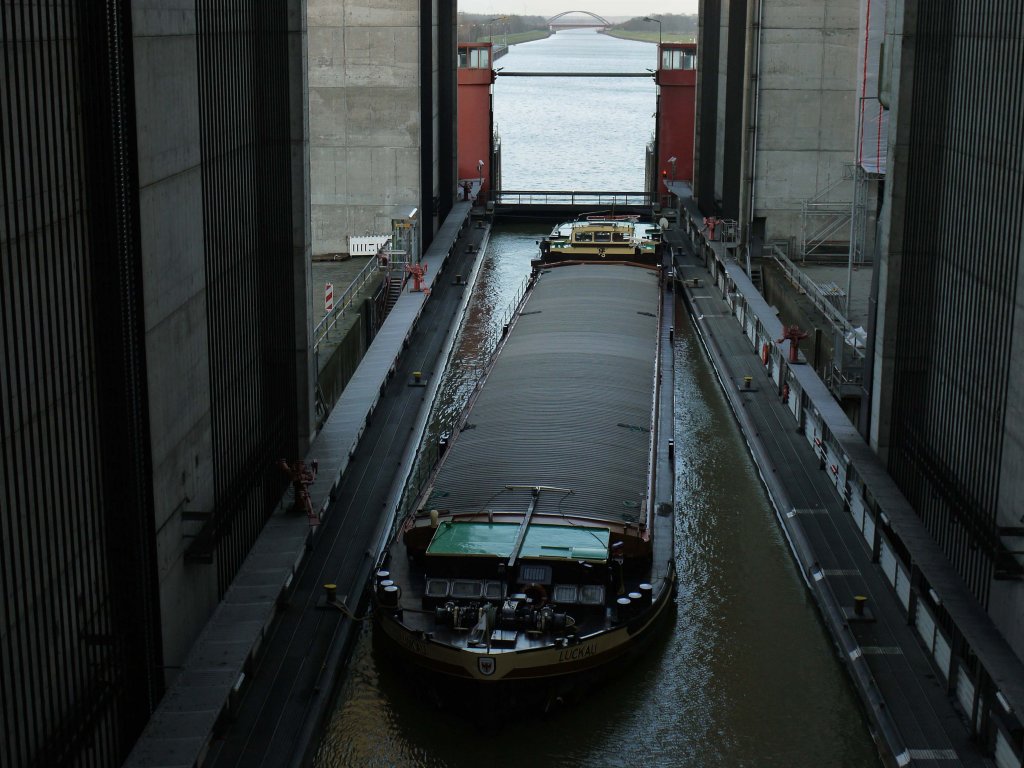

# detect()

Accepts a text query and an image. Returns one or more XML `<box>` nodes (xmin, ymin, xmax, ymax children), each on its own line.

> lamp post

<box><xmin>643</xmin><ymin>16</ymin><xmax>662</xmax><ymax>47</ymax></box>
<box><xmin>487</xmin><ymin>16</ymin><xmax>508</xmax><ymax>48</ymax></box>
<box><xmin>668</xmin><ymin>156</ymin><xmax>677</xmax><ymax>182</ymax></box>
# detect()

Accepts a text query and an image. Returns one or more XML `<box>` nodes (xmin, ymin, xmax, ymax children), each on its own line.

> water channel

<box><xmin>314</xmin><ymin>30</ymin><xmax>878</xmax><ymax>767</ymax></box>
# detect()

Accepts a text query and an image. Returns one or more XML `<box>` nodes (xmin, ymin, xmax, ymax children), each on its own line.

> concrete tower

<box><xmin>871</xmin><ymin>0</ymin><xmax>1024</xmax><ymax>656</ymax></box>
<box><xmin>694</xmin><ymin>0</ymin><xmax>859</xmax><ymax>246</ymax></box>
<box><xmin>308</xmin><ymin>1</ymin><xmax>458</xmax><ymax>257</ymax></box>
<box><xmin>0</xmin><ymin>2</ymin><xmax>311</xmax><ymax>765</ymax></box>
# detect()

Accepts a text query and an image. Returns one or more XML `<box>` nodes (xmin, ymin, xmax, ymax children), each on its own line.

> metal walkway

<box><xmin>665</xmin><ymin>214</ymin><xmax>1024</xmax><ymax>767</ymax></box>
<box><xmin>125</xmin><ymin>202</ymin><xmax>490</xmax><ymax>768</ymax></box>
<box><xmin>492</xmin><ymin>189</ymin><xmax>653</xmax><ymax>220</ymax></box>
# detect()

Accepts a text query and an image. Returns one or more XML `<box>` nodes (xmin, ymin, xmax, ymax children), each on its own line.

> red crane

<box><xmin>406</xmin><ymin>262</ymin><xmax>429</xmax><ymax>294</ymax></box>
<box><xmin>777</xmin><ymin>324</ymin><xmax>809</xmax><ymax>363</ymax></box>
<box><xmin>277</xmin><ymin>458</ymin><xmax>319</xmax><ymax>526</ymax></box>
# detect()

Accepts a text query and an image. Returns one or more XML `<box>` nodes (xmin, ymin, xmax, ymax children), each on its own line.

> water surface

<box><xmin>314</xmin><ymin>30</ymin><xmax>877</xmax><ymax>768</ymax></box>
<box><xmin>494</xmin><ymin>29</ymin><xmax>656</xmax><ymax>191</ymax></box>
<box><xmin>314</xmin><ymin>225</ymin><xmax>878</xmax><ymax>767</ymax></box>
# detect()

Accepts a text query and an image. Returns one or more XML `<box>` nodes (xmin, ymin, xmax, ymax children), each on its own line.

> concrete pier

<box><xmin>124</xmin><ymin>202</ymin><xmax>490</xmax><ymax>768</ymax></box>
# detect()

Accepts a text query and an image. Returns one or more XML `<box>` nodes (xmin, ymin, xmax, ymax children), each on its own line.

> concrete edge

<box><xmin>287</xmin><ymin>220</ymin><xmax>493</xmax><ymax>768</ymax></box>
<box><xmin>125</xmin><ymin>210</ymin><xmax>474</xmax><ymax>768</ymax></box>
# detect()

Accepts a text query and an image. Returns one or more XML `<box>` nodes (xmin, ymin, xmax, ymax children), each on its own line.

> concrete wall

<box><xmin>696</xmin><ymin>0</ymin><xmax>858</xmax><ymax>234</ymax></box>
<box><xmin>871</xmin><ymin>0</ymin><xmax>1024</xmax><ymax>661</ymax></box>
<box><xmin>309</xmin><ymin>0</ymin><xmax>423</xmax><ymax>255</ymax></box>
<box><xmin>131</xmin><ymin>0</ymin><xmax>314</xmax><ymax>674</ymax></box>
<box><xmin>713</xmin><ymin>0</ymin><xmax>731</xmax><ymax>205</ymax></box>
<box><xmin>991</xmin><ymin>257</ymin><xmax>1024</xmax><ymax>657</ymax></box>
<box><xmin>131</xmin><ymin>4</ymin><xmax>219</xmax><ymax>673</ymax></box>
<box><xmin>868</xmin><ymin>0</ymin><xmax>914</xmax><ymax>463</ymax></box>
<box><xmin>291</xmin><ymin>3</ymin><xmax>316</xmax><ymax>452</ymax></box>
<box><xmin>753</xmin><ymin>0</ymin><xmax>858</xmax><ymax>242</ymax></box>
<box><xmin>426</xmin><ymin>1</ymin><xmax>441</xmax><ymax>237</ymax></box>
<box><xmin>318</xmin><ymin>300</ymin><xmax>373</xmax><ymax>410</ymax></box>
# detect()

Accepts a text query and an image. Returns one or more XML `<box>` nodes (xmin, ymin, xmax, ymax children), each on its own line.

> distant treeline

<box><xmin>458</xmin><ymin>13</ymin><xmax>699</xmax><ymax>40</ymax></box>
<box><xmin>615</xmin><ymin>14</ymin><xmax>698</xmax><ymax>34</ymax></box>
<box><xmin>459</xmin><ymin>14</ymin><xmax>548</xmax><ymax>38</ymax></box>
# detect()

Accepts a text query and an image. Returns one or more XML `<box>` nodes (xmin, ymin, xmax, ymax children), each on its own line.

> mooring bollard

<box><xmin>854</xmin><ymin>595</ymin><xmax>867</xmax><ymax>617</ymax></box>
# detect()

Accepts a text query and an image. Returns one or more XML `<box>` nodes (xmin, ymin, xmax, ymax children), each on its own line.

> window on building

<box><xmin>460</xmin><ymin>47</ymin><xmax>490</xmax><ymax>69</ymax></box>
<box><xmin>661</xmin><ymin>49</ymin><xmax>696</xmax><ymax>70</ymax></box>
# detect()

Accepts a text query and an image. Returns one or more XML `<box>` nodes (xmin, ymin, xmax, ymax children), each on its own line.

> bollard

<box><xmin>743</xmin><ymin>375</ymin><xmax>753</xmax><ymax>389</ymax></box>
<box><xmin>323</xmin><ymin>583</ymin><xmax>337</xmax><ymax>603</ymax></box>
<box><xmin>854</xmin><ymin>595</ymin><xmax>867</xmax><ymax>617</ymax></box>
<box><xmin>638</xmin><ymin>583</ymin><xmax>653</xmax><ymax>606</ymax></box>
<box><xmin>615</xmin><ymin>596</ymin><xmax>632</xmax><ymax>623</ymax></box>
<box><xmin>380</xmin><ymin>584</ymin><xmax>400</xmax><ymax>608</ymax></box>
<box><xmin>413</xmin><ymin>371</ymin><xmax>422</xmax><ymax>383</ymax></box>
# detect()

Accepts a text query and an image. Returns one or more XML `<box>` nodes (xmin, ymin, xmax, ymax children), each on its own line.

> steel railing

<box><xmin>494</xmin><ymin>190</ymin><xmax>653</xmax><ymax>208</ymax></box>
<box><xmin>767</xmin><ymin>244</ymin><xmax>855</xmax><ymax>338</ymax></box>
<box><xmin>313</xmin><ymin>257</ymin><xmax>383</xmax><ymax>353</ymax></box>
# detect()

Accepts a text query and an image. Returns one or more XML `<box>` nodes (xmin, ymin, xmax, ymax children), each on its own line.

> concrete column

<box><xmin>290</xmin><ymin>0</ymin><xmax>315</xmax><ymax>452</ymax></box>
<box><xmin>869</xmin><ymin>0</ymin><xmax>918</xmax><ymax>461</ymax></box>
<box><xmin>130</xmin><ymin>3</ymin><xmax>218</xmax><ymax>672</ymax></box>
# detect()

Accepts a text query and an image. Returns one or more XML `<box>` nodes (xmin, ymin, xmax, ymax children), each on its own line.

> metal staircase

<box><xmin>384</xmin><ymin>270</ymin><xmax>405</xmax><ymax>314</ymax></box>
<box><xmin>800</xmin><ymin>168</ymin><xmax>853</xmax><ymax>260</ymax></box>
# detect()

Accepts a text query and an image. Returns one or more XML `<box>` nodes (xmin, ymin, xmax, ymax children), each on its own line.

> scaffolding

<box><xmin>849</xmin><ymin>164</ymin><xmax>882</xmax><ymax>268</ymax></box>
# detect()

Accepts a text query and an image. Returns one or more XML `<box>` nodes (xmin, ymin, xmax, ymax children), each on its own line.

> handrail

<box><xmin>496</xmin><ymin>72</ymin><xmax>653</xmax><ymax>78</ymax></box>
<box><xmin>313</xmin><ymin>257</ymin><xmax>382</xmax><ymax>352</ymax></box>
<box><xmin>767</xmin><ymin>244</ymin><xmax>855</xmax><ymax>337</ymax></box>
<box><xmin>495</xmin><ymin>190</ymin><xmax>653</xmax><ymax>207</ymax></box>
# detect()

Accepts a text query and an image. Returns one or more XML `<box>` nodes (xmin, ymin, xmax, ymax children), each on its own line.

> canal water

<box><xmin>314</xmin><ymin>30</ymin><xmax>879</xmax><ymax>768</ymax></box>
<box><xmin>492</xmin><ymin>29</ymin><xmax>656</xmax><ymax>191</ymax></box>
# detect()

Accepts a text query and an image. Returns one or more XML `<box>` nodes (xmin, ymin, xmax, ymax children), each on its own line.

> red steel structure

<box><xmin>654</xmin><ymin>42</ymin><xmax>697</xmax><ymax>188</ymax></box>
<box><xmin>457</xmin><ymin>42</ymin><xmax>495</xmax><ymax>202</ymax></box>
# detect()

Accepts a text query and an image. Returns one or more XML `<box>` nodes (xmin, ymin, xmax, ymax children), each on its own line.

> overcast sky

<box><xmin>458</xmin><ymin>2</ymin><xmax>699</xmax><ymax>17</ymax></box>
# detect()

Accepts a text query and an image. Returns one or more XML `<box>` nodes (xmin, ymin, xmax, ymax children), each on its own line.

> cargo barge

<box><xmin>371</xmin><ymin>219</ymin><xmax>675</xmax><ymax>713</ymax></box>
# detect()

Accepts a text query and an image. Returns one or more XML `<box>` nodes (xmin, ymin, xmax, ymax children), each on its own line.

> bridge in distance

<box><xmin>547</xmin><ymin>11</ymin><xmax>611</xmax><ymax>30</ymax></box>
